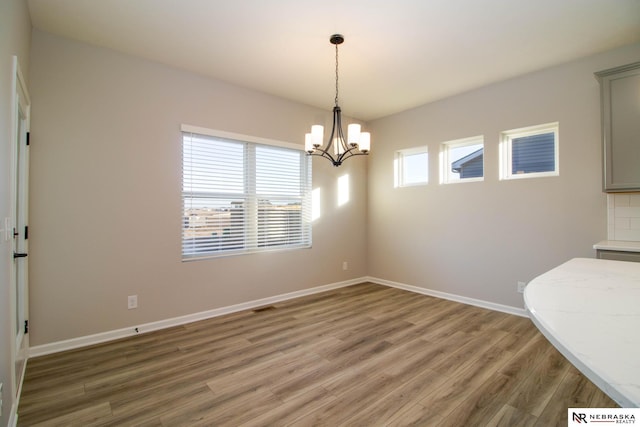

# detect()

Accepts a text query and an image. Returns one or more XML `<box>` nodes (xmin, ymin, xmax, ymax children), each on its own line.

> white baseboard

<box><xmin>8</xmin><ymin>403</ymin><xmax>18</xmax><ymax>427</ymax></box>
<box><xmin>6</xmin><ymin>347</ymin><xmax>27</xmax><ymax>427</ymax></box>
<box><xmin>366</xmin><ymin>276</ymin><xmax>528</xmax><ymax>318</ymax></box>
<box><xmin>29</xmin><ymin>277</ymin><xmax>365</xmax><ymax>357</ymax></box>
<box><xmin>29</xmin><ymin>275</ymin><xmax>527</xmax><ymax>357</ymax></box>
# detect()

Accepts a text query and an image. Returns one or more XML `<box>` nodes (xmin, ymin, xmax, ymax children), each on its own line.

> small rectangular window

<box><xmin>440</xmin><ymin>136</ymin><xmax>484</xmax><ymax>184</ymax></box>
<box><xmin>500</xmin><ymin>122</ymin><xmax>559</xmax><ymax>180</ymax></box>
<box><xmin>395</xmin><ymin>147</ymin><xmax>428</xmax><ymax>187</ymax></box>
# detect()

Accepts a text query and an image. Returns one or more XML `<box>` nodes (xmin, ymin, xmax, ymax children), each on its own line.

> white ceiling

<box><xmin>27</xmin><ymin>0</ymin><xmax>640</xmax><ymax>121</ymax></box>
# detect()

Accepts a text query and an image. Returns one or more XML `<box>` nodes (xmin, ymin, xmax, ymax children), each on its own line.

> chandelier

<box><xmin>305</xmin><ymin>34</ymin><xmax>370</xmax><ymax>167</ymax></box>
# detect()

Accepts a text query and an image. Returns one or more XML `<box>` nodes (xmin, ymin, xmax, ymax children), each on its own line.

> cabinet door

<box><xmin>597</xmin><ymin>250</ymin><xmax>640</xmax><ymax>263</ymax></box>
<box><xmin>595</xmin><ymin>62</ymin><xmax>640</xmax><ymax>192</ymax></box>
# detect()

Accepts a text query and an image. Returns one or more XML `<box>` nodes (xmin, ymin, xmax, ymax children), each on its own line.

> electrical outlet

<box><xmin>128</xmin><ymin>295</ymin><xmax>138</xmax><ymax>309</ymax></box>
<box><xmin>517</xmin><ymin>281</ymin><xmax>526</xmax><ymax>293</ymax></box>
<box><xmin>342</xmin><ymin>261</ymin><xmax>348</xmax><ymax>271</ymax></box>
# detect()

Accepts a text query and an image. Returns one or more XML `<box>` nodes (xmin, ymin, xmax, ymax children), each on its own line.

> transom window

<box><xmin>440</xmin><ymin>136</ymin><xmax>484</xmax><ymax>184</ymax></box>
<box><xmin>395</xmin><ymin>146</ymin><xmax>428</xmax><ymax>187</ymax></box>
<box><xmin>181</xmin><ymin>126</ymin><xmax>312</xmax><ymax>260</ymax></box>
<box><xmin>500</xmin><ymin>122</ymin><xmax>559</xmax><ymax>180</ymax></box>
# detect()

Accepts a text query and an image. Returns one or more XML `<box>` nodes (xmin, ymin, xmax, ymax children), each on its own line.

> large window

<box><xmin>440</xmin><ymin>136</ymin><xmax>484</xmax><ymax>184</ymax></box>
<box><xmin>500</xmin><ymin>122</ymin><xmax>559</xmax><ymax>180</ymax></box>
<box><xmin>395</xmin><ymin>146</ymin><xmax>428</xmax><ymax>187</ymax></box>
<box><xmin>182</xmin><ymin>126</ymin><xmax>312</xmax><ymax>259</ymax></box>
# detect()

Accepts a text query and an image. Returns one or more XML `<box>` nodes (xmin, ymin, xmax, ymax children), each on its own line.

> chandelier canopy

<box><xmin>305</xmin><ymin>34</ymin><xmax>370</xmax><ymax>167</ymax></box>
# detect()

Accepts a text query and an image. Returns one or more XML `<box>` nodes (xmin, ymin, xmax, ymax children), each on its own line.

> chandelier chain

<box><xmin>334</xmin><ymin>42</ymin><xmax>339</xmax><ymax>107</ymax></box>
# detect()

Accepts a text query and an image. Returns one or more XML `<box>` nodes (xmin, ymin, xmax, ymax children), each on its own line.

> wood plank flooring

<box><xmin>18</xmin><ymin>283</ymin><xmax>617</xmax><ymax>426</ymax></box>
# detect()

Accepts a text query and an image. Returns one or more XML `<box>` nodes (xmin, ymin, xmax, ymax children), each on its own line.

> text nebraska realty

<box><xmin>574</xmin><ymin>412</ymin><xmax>636</xmax><ymax>424</ymax></box>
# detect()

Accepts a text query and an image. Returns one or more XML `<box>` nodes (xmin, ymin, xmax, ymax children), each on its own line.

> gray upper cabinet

<box><xmin>595</xmin><ymin>62</ymin><xmax>640</xmax><ymax>192</ymax></box>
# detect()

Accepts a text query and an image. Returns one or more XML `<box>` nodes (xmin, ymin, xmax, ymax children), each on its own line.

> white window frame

<box><xmin>395</xmin><ymin>146</ymin><xmax>428</xmax><ymax>187</ymax></box>
<box><xmin>181</xmin><ymin>125</ymin><xmax>312</xmax><ymax>260</ymax></box>
<box><xmin>440</xmin><ymin>135</ymin><xmax>484</xmax><ymax>184</ymax></box>
<box><xmin>500</xmin><ymin>122</ymin><xmax>559</xmax><ymax>180</ymax></box>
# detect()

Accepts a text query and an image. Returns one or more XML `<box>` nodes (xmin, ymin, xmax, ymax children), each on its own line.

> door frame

<box><xmin>9</xmin><ymin>54</ymin><xmax>31</xmax><ymax>420</ymax></box>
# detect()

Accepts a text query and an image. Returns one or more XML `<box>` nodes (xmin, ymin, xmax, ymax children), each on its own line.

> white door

<box><xmin>11</xmin><ymin>56</ymin><xmax>30</xmax><ymax>399</ymax></box>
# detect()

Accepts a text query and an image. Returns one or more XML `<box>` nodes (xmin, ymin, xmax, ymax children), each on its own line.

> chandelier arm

<box><xmin>324</xmin><ymin>106</ymin><xmax>339</xmax><ymax>154</ymax></box>
<box><xmin>334</xmin><ymin>106</ymin><xmax>348</xmax><ymax>153</ymax></box>
<box><xmin>308</xmin><ymin>149</ymin><xmax>340</xmax><ymax>166</ymax></box>
<box><xmin>309</xmin><ymin>145</ymin><xmax>367</xmax><ymax>167</ymax></box>
<box><xmin>336</xmin><ymin>146</ymin><xmax>367</xmax><ymax>163</ymax></box>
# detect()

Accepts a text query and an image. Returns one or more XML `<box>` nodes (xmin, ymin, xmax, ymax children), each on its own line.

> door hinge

<box><xmin>24</xmin><ymin>225</ymin><xmax>28</xmax><ymax>240</ymax></box>
<box><xmin>24</xmin><ymin>320</ymin><xmax>29</xmax><ymax>334</ymax></box>
<box><xmin>26</xmin><ymin>132</ymin><xmax>30</xmax><ymax>146</ymax></box>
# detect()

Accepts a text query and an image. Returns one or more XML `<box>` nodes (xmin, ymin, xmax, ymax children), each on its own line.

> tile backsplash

<box><xmin>608</xmin><ymin>193</ymin><xmax>640</xmax><ymax>241</ymax></box>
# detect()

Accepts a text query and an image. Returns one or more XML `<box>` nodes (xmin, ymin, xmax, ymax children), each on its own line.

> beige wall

<box><xmin>0</xmin><ymin>0</ymin><xmax>31</xmax><ymax>423</ymax></box>
<box><xmin>22</xmin><ymin>27</ymin><xmax>640</xmax><ymax>350</ymax></box>
<box><xmin>367</xmin><ymin>43</ymin><xmax>640</xmax><ymax>308</ymax></box>
<box><xmin>28</xmin><ymin>30</ymin><xmax>368</xmax><ymax>346</ymax></box>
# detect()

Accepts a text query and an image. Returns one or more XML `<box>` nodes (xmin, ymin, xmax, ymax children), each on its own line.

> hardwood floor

<box><xmin>18</xmin><ymin>283</ymin><xmax>617</xmax><ymax>426</ymax></box>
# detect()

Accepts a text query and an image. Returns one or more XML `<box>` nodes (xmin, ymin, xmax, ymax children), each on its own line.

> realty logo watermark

<box><xmin>568</xmin><ymin>408</ymin><xmax>638</xmax><ymax>425</ymax></box>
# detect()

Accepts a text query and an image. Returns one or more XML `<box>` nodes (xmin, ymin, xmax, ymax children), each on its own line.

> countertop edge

<box><xmin>524</xmin><ymin>300</ymin><xmax>634</xmax><ymax>408</ymax></box>
<box><xmin>593</xmin><ymin>240</ymin><xmax>640</xmax><ymax>252</ymax></box>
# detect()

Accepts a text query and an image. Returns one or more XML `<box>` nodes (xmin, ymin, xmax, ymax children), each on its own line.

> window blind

<box><xmin>182</xmin><ymin>131</ymin><xmax>312</xmax><ymax>259</ymax></box>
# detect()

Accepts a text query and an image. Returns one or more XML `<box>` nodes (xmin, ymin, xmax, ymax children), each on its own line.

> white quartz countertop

<box><xmin>524</xmin><ymin>258</ymin><xmax>640</xmax><ymax>407</ymax></box>
<box><xmin>593</xmin><ymin>240</ymin><xmax>640</xmax><ymax>252</ymax></box>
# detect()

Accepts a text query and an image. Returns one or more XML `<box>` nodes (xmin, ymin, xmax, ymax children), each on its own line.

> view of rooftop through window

<box><xmin>443</xmin><ymin>137</ymin><xmax>484</xmax><ymax>183</ymax></box>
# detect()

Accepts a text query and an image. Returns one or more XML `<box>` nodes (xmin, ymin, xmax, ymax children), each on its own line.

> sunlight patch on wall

<box><xmin>393</xmin><ymin>158</ymin><xmax>399</xmax><ymax>188</ymax></box>
<box><xmin>338</xmin><ymin>174</ymin><xmax>350</xmax><ymax>207</ymax></box>
<box><xmin>312</xmin><ymin>187</ymin><xmax>321</xmax><ymax>221</ymax></box>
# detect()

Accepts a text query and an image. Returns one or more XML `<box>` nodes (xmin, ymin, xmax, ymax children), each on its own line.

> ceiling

<box><xmin>27</xmin><ymin>0</ymin><xmax>640</xmax><ymax>121</ymax></box>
